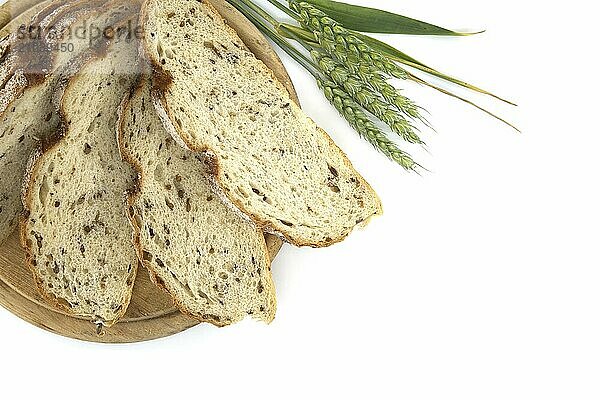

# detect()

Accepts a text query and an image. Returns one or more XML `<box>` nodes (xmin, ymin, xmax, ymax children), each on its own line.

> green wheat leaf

<box><xmin>354</xmin><ymin>32</ymin><xmax>516</xmax><ymax>106</ymax></box>
<box><xmin>301</xmin><ymin>0</ymin><xmax>480</xmax><ymax>35</ymax></box>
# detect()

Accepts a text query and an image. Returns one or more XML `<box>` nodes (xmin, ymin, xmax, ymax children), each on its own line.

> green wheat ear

<box><xmin>229</xmin><ymin>0</ymin><xmax>517</xmax><ymax>172</ymax></box>
<box><xmin>290</xmin><ymin>1</ymin><xmax>408</xmax><ymax>79</ymax></box>
<box><xmin>311</xmin><ymin>50</ymin><xmax>425</xmax><ymax>145</ymax></box>
<box><xmin>317</xmin><ymin>77</ymin><xmax>420</xmax><ymax>172</ymax></box>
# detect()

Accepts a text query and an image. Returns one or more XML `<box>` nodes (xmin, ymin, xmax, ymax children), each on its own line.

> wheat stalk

<box><xmin>311</xmin><ymin>50</ymin><xmax>424</xmax><ymax>145</ymax></box>
<box><xmin>359</xmin><ymin>66</ymin><xmax>423</xmax><ymax>122</ymax></box>
<box><xmin>317</xmin><ymin>77</ymin><xmax>419</xmax><ymax>171</ymax></box>
<box><xmin>289</xmin><ymin>1</ymin><xmax>409</xmax><ymax>79</ymax></box>
<box><xmin>317</xmin><ymin>33</ymin><xmax>428</xmax><ymax>124</ymax></box>
<box><xmin>230</xmin><ymin>0</ymin><xmax>517</xmax><ymax>172</ymax></box>
<box><xmin>230</xmin><ymin>1</ymin><xmax>419</xmax><ymax>170</ymax></box>
<box><xmin>311</xmin><ymin>50</ymin><xmax>423</xmax><ymax>144</ymax></box>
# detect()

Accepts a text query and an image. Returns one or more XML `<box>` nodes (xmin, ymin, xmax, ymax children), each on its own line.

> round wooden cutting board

<box><xmin>0</xmin><ymin>0</ymin><xmax>296</xmax><ymax>343</ymax></box>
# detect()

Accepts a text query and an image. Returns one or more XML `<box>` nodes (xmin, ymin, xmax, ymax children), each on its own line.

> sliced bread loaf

<box><xmin>21</xmin><ymin>26</ymin><xmax>141</xmax><ymax>327</ymax></box>
<box><xmin>119</xmin><ymin>80</ymin><xmax>276</xmax><ymax>325</ymax></box>
<box><xmin>0</xmin><ymin>0</ymin><xmax>138</xmax><ymax>245</ymax></box>
<box><xmin>140</xmin><ymin>0</ymin><xmax>382</xmax><ymax>248</ymax></box>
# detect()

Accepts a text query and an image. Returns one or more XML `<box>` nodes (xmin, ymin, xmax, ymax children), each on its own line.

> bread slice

<box><xmin>118</xmin><ymin>79</ymin><xmax>277</xmax><ymax>325</ymax></box>
<box><xmin>21</xmin><ymin>25</ymin><xmax>141</xmax><ymax>327</ymax></box>
<box><xmin>140</xmin><ymin>0</ymin><xmax>383</xmax><ymax>248</ymax></box>
<box><xmin>0</xmin><ymin>0</ymin><xmax>137</xmax><ymax>245</ymax></box>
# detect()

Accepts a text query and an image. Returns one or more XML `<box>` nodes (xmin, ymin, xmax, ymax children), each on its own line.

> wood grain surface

<box><xmin>0</xmin><ymin>0</ymin><xmax>296</xmax><ymax>343</ymax></box>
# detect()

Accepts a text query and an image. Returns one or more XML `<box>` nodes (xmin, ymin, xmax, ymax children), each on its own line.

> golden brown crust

<box><xmin>140</xmin><ymin>0</ymin><xmax>383</xmax><ymax>248</ymax></box>
<box><xmin>0</xmin><ymin>0</ymin><xmax>111</xmax><ymax>114</ymax></box>
<box><xmin>0</xmin><ymin>0</ymin><xmax>52</xmax><ymax>44</ymax></box>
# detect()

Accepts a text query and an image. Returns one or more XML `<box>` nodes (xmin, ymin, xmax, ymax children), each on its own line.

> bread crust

<box><xmin>20</xmin><ymin>12</ymin><xmax>140</xmax><ymax>329</ymax></box>
<box><xmin>140</xmin><ymin>0</ymin><xmax>383</xmax><ymax>248</ymax></box>
<box><xmin>0</xmin><ymin>0</ymin><xmax>53</xmax><ymax>53</ymax></box>
<box><xmin>0</xmin><ymin>0</ymin><xmax>109</xmax><ymax>114</ymax></box>
<box><xmin>117</xmin><ymin>78</ymin><xmax>276</xmax><ymax>326</ymax></box>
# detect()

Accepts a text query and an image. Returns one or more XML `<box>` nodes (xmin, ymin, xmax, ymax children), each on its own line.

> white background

<box><xmin>1</xmin><ymin>0</ymin><xmax>599</xmax><ymax>399</ymax></box>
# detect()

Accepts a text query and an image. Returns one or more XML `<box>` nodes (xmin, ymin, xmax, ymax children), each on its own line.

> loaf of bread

<box><xmin>141</xmin><ymin>0</ymin><xmax>382</xmax><ymax>248</ymax></box>
<box><xmin>0</xmin><ymin>0</ymin><xmax>388</xmax><ymax>334</ymax></box>
<box><xmin>0</xmin><ymin>0</ymin><xmax>52</xmax><ymax>58</ymax></box>
<box><xmin>0</xmin><ymin>0</ymin><xmax>105</xmax><ymax>92</ymax></box>
<box><xmin>119</xmin><ymin>79</ymin><xmax>277</xmax><ymax>325</ymax></box>
<box><xmin>1</xmin><ymin>0</ymin><xmax>68</xmax><ymax>85</ymax></box>
<box><xmin>21</xmin><ymin>22</ymin><xmax>140</xmax><ymax>327</ymax></box>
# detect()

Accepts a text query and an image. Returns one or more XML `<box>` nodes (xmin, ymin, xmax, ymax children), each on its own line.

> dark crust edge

<box><xmin>0</xmin><ymin>0</ymin><xmax>53</xmax><ymax>54</ymax></box>
<box><xmin>139</xmin><ymin>0</ymin><xmax>383</xmax><ymax>249</ymax></box>
<box><xmin>0</xmin><ymin>0</ymin><xmax>111</xmax><ymax>115</ymax></box>
<box><xmin>116</xmin><ymin>77</ymin><xmax>276</xmax><ymax>326</ymax></box>
<box><xmin>20</xmin><ymin>14</ymin><xmax>140</xmax><ymax>329</ymax></box>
